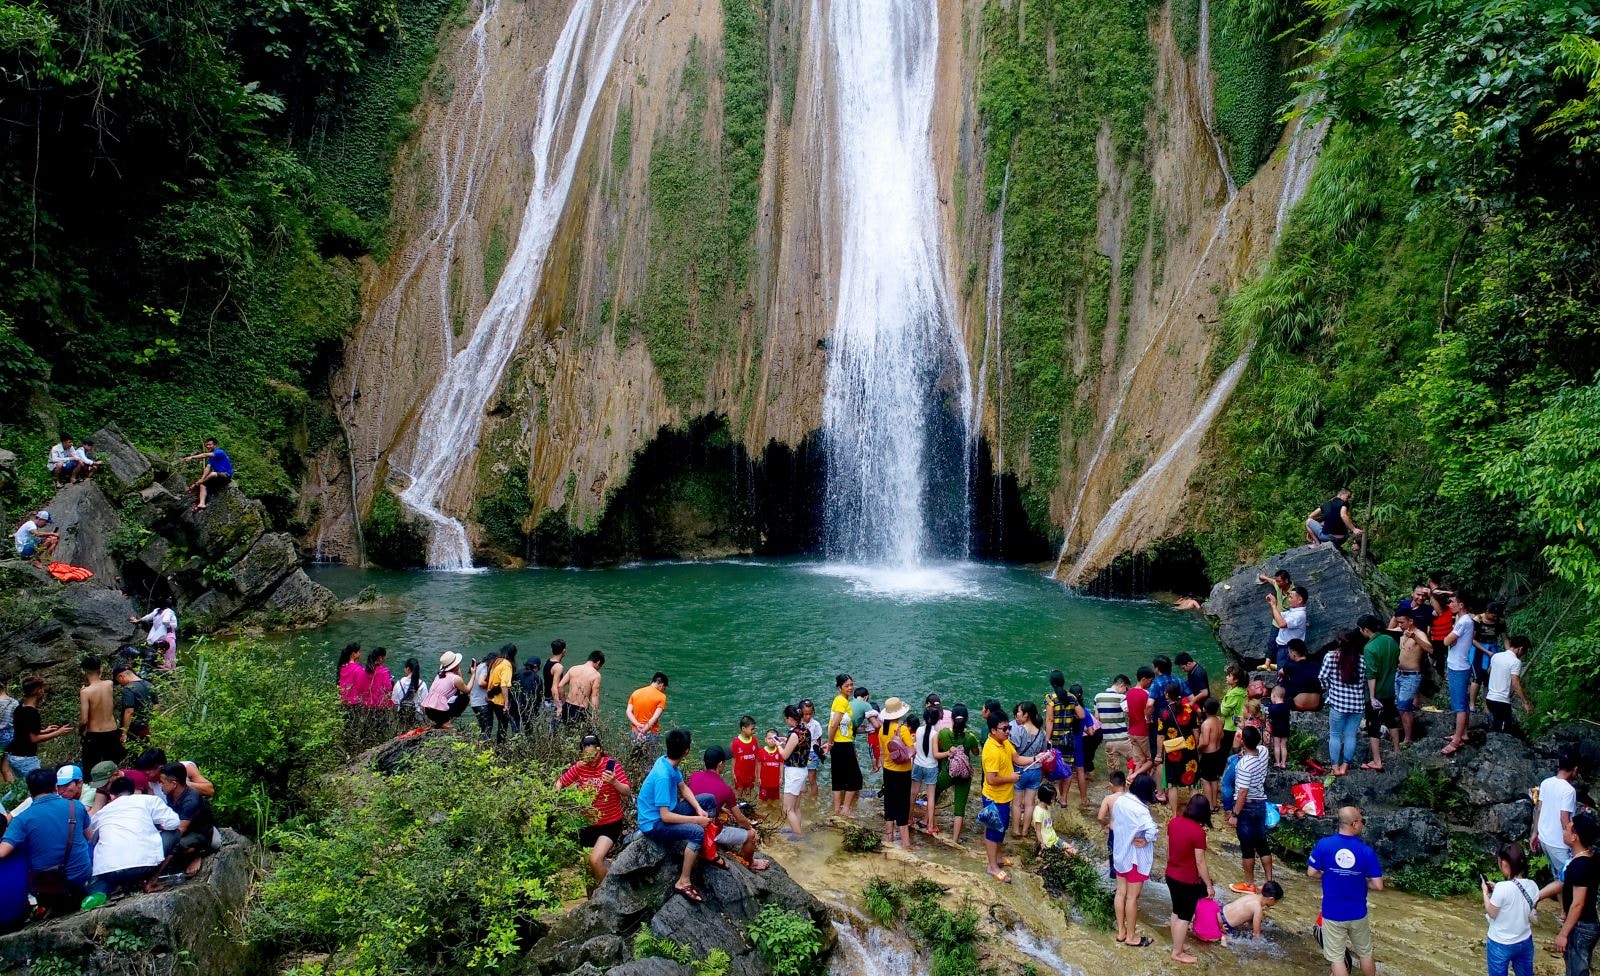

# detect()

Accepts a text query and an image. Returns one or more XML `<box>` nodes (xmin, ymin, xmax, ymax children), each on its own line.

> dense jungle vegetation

<box><xmin>0</xmin><ymin>0</ymin><xmax>459</xmax><ymax>522</ymax></box>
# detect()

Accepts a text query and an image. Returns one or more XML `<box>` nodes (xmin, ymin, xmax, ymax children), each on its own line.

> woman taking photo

<box><xmin>913</xmin><ymin>704</ymin><xmax>947</xmax><ymax>835</ymax></box>
<box><xmin>557</xmin><ymin>734</ymin><xmax>633</xmax><ymax>881</ymax></box>
<box><xmin>420</xmin><ymin>651</ymin><xmax>471</xmax><ymax>728</ymax></box>
<box><xmin>1320</xmin><ymin>631</ymin><xmax>1368</xmax><ymax>777</ymax></box>
<box><xmin>1482</xmin><ymin>842</ymin><xmax>1538</xmax><ymax>976</ymax></box>
<box><xmin>778</xmin><ymin>704</ymin><xmax>812</xmax><ymax>839</ymax></box>
<box><xmin>1010</xmin><ymin>702</ymin><xmax>1048</xmax><ymax>840</ymax></box>
<box><xmin>878</xmin><ymin>697</ymin><xmax>915</xmax><ymax>850</ymax></box>
<box><xmin>1112</xmin><ymin>773</ymin><xmax>1161</xmax><ymax>948</ymax></box>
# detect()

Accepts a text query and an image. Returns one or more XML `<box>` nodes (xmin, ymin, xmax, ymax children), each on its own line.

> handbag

<box><xmin>28</xmin><ymin>800</ymin><xmax>78</xmax><ymax>898</ymax></box>
<box><xmin>976</xmin><ymin>800</ymin><xmax>1004</xmax><ymax>832</ymax></box>
<box><xmin>947</xmin><ymin>738</ymin><xmax>972</xmax><ymax>779</ymax></box>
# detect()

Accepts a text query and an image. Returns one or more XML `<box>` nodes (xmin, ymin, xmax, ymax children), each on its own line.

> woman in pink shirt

<box><xmin>360</xmin><ymin>648</ymin><xmax>393</xmax><ymax>709</ymax></box>
<box><xmin>336</xmin><ymin>643</ymin><xmax>366</xmax><ymax>706</ymax></box>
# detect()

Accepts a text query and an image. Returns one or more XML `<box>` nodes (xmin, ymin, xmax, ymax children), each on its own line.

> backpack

<box><xmin>886</xmin><ymin>723</ymin><xmax>914</xmax><ymax>765</ymax></box>
<box><xmin>947</xmin><ymin>734</ymin><xmax>972</xmax><ymax>779</ymax></box>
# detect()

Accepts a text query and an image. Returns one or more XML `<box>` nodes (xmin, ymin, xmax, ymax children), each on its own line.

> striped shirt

<box><xmin>1319</xmin><ymin>651</ymin><xmax>1368</xmax><ymax>714</ymax></box>
<box><xmin>1235</xmin><ymin>746</ymin><xmax>1269</xmax><ymax>803</ymax></box>
<box><xmin>1094</xmin><ymin>689</ymin><xmax>1129</xmax><ymax>741</ymax></box>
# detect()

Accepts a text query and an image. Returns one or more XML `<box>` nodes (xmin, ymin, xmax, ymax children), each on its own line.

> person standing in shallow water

<box><xmin>878</xmin><ymin>697</ymin><xmax>915</xmax><ymax>850</ymax></box>
<box><xmin>828</xmin><ymin>674</ymin><xmax>862</xmax><ymax>816</ymax></box>
<box><xmin>936</xmin><ymin>704</ymin><xmax>981</xmax><ymax>843</ymax></box>
<box><xmin>1111</xmin><ymin>772</ymin><xmax>1160</xmax><ymax>948</ymax></box>
<box><xmin>1308</xmin><ymin>806</ymin><xmax>1384</xmax><ymax>976</ymax></box>
<box><xmin>778</xmin><ymin>704</ymin><xmax>811</xmax><ymax>839</ymax></box>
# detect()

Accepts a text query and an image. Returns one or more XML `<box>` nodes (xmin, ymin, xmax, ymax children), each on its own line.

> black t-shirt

<box><xmin>9</xmin><ymin>705</ymin><xmax>40</xmax><ymax>757</ymax></box>
<box><xmin>1564</xmin><ymin>854</ymin><xmax>1598</xmax><ymax>924</ymax></box>
<box><xmin>1187</xmin><ymin>664</ymin><xmax>1211</xmax><ymax>699</ymax></box>
<box><xmin>1321</xmin><ymin>498</ymin><xmax>1348</xmax><ymax>536</ymax></box>
<box><xmin>122</xmin><ymin>680</ymin><xmax>155</xmax><ymax>729</ymax></box>
<box><xmin>1283</xmin><ymin>658</ymin><xmax>1321</xmax><ymax>698</ymax></box>
<box><xmin>171</xmin><ymin>787</ymin><xmax>215</xmax><ymax>840</ymax></box>
<box><xmin>1267</xmin><ymin>700</ymin><xmax>1292</xmax><ymax>737</ymax></box>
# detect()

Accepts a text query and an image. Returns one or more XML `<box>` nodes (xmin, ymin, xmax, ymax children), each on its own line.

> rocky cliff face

<box><xmin>309</xmin><ymin>0</ymin><xmax>1321</xmax><ymax>573</ymax></box>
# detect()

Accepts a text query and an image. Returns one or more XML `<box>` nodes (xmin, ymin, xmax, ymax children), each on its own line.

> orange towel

<box><xmin>46</xmin><ymin>562</ymin><xmax>94</xmax><ymax>582</ymax></box>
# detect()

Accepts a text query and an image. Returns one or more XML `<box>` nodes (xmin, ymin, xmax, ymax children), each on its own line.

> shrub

<box><xmin>150</xmin><ymin>640</ymin><xmax>343</xmax><ymax>829</ymax></box>
<box><xmin>1034</xmin><ymin>846</ymin><xmax>1115</xmax><ymax>930</ymax></box>
<box><xmin>362</xmin><ymin>488</ymin><xmax>428</xmax><ymax>568</ymax></box>
<box><xmin>841</xmin><ymin>823</ymin><xmax>883</xmax><ymax>854</ymax></box>
<box><xmin>251</xmin><ymin>740</ymin><xmax>588</xmax><ymax>973</ymax></box>
<box><xmin>747</xmin><ymin>905</ymin><xmax>826</xmax><ymax>976</ymax></box>
<box><xmin>1390</xmin><ymin>837</ymin><xmax>1493</xmax><ymax>899</ymax></box>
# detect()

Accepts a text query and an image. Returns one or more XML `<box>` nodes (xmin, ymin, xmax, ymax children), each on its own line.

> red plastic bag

<box><xmin>1292</xmin><ymin>781</ymin><xmax>1325</xmax><ymax>817</ymax></box>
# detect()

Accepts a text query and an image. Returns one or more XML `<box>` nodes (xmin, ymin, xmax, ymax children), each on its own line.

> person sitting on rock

<box><xmin>47</xmin><ymin>434</ymin><xmax>81</xmax><ymax>486</ymax></box>
<box><xmin>0</xmin><ymin>767</ymin><xmax>94</xmax><ymax>917</ymax></box>
<box><xmin>636</xmin><ymin>727</ymin><xmax>715</xmax><ymax>904</ymax></box>
<box><xmin>155</xmin><ymin>762</ymin><xmax>216</xmax><ymax>880</ymax></box>
<box><xmin>180</xmin><ymin>438</ymin><xmax>233</xmax><ymax>511</ymax></box>
<box><xmin>12</xmin><ymin>510</ymin><xmax>58</xmax><ymax>567</ymax></box>
<box><xmin>88</xmin><ymin>775</ymin><xmax>179</xmax><ymax>897</ymax></box>
<box><xmin>70</xmin><ymin>438</ymin><xmax>103</xmax><ymax>481</ymax></box>
<box><xmin>687</xmin><ymin>746</ymin><xmax>769</xmax><ymax>871</ymax></box>
<box><xmin>1305</xmin><ymin>488</ymin><xmax>1364</xmax><ymax>549</ymax></box>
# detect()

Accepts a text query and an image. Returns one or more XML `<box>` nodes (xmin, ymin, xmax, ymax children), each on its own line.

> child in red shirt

<box><xmin>758</xmin><ymin>729</ymin><xmax>784</xmax><ymax>802</ymax></box>
<box><xmin>730</xmin><ymin>715</ymin><xmax>759</xmax><ymax>798</ymax></box>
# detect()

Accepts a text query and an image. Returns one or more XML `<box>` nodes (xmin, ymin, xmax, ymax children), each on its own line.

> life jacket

<box><xmin>47</xmin><ymin>562</ymin><xmax>94</xmax><ymax>582</ymax></box>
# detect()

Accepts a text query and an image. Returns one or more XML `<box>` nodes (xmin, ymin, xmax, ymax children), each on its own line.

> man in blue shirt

<box><xmin>636</xmin><ymin>727</ymin><xmax>716</xmax><ymax>904</ymax></box>
<box><xmin>1308</xmin><ymin>805</ymin><xmax>1384</xmax><ymax>976</ymax></box>
<box><xmin>181</xmin><ymin>438</ymin><xmax>234</xmax><ymax>511</ymax></box>
<box><xmin>0</xmin><ymin>768</ymin><xmax>94</xmax><ymax>915</ymax></box>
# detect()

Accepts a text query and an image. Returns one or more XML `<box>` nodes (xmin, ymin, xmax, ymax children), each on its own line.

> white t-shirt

<box><xmin>1487</xmin><ymin>878</ymin><xmax>1539</xmax><ymax>945</ymax></box>
<box><xmin>806</xmin><ymin>719</ymin><xmax>824</xmax><ymax>757</ymax></box>
<box><xmin>1486</xmin><ymin>650</ymin><xmax>1521</xmax><ymax>704</ymax></box>
<box><xmin>71</xmin><ymin>446</ymin><xmax>93</xmax><ymax>464</ymax></box>
<box><xmin>1275</xmin><ymin>606</ymin><xmax>1307</xmax><ymax>646</ymax></box>
<box><xmin>1538</xmin><ymin>775</ymin><xmax>1578</xmax><ymax>849</ymax></box>
<box><xmin>91</xmin><ymin>794</ymin><xmax>181</xmax><ymax>876</ymax></box>
<box><xmin>47</xmin><ymin>443</ymin><xmax>70</xmax><ymax>470</ymax></box>
<box><xmin>13</xmin><ymin>520</ymin><xmax>41</xmax><ymax>551</ymax></box>
<box><xmin>139</xmin><ymin>607</ymin><xmax>178</xmax><ymax>646</ymax></box>
<box><xmin>913</xmin><ymin>726</ymin><xmax>940</xmax><ymax>769</ymax></box>
<box><xmin>1447</xmin><ymin>615</ymin><xmax>1476</xmax><ymax>671</ymax></box>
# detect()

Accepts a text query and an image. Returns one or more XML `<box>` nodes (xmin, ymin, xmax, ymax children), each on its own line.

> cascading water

<box><xmin>820</xmin><ymin>0</ymin><xmax>971</xmax><ymax>570</ymax></box>
<box><xmin>396</xmin><ymin>0</ymin><xmax>641</xmax><ymax>569</ymax></box>
<box><xmin>972</xmin><ymin>162</ymin><xmax>1009</xmax><ymax>550</ymax></box>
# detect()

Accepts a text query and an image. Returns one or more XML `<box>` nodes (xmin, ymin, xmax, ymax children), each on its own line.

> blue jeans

<box><xmin>643</xmin><ymin>793</ymin><xmax>718</xmax><ymax>852</ymax></box>
<box><xmin>1487</xmin><ymin>937</ymin><xmax>1533</xmax><ymax>976</ymax></box>
<box><xmin>1328</xmin><ymin>709</ymin><xmax>1362</xmax><ymax>766</ymax></box>
<box><xmin>1448</xmin><ymin>667</ymin><xmax>1472</xmax><ymax>713</ymax></box>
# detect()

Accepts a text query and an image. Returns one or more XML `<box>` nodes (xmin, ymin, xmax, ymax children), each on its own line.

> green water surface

<box><xmin>298</xmin><ymin>560</ymin><xmax>1219</xmax><ymax>738</ymax></box>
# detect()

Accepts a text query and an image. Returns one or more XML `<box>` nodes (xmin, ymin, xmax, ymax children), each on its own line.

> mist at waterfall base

<box><xmin>296</xmin><ymin>560</ymin><xmax>1219</xmax><ymax>732</ymax></box>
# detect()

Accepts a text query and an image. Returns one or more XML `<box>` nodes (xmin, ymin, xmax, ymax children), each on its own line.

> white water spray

<box><xmin>396</xmin><ymin>0</ymin><xmax>641</xmax><ymax>569</ymax></box>
<box><xmin>821</xmin><ymin>0</ymin><xmax>971</xmax><ymax>568</ymax></box>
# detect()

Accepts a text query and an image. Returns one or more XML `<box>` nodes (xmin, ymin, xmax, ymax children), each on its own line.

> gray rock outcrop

<box><xmin>1206</xmin><ymin>544</ymin><xmax>1381</xmax><ymax>660</ymax></box>
<box><xmin>88</xmin><ymin>424</ymin><xmax>153</xmax><ymax>491</ymax></box>
<box><xmin>48</xmin><ymin>482</ymin><xmax>121</xmax><ymax>585</ymax></box>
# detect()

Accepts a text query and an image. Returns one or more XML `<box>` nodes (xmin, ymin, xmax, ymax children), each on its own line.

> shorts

<box><xmin>82</xmin><ymin>729</ymin><xmax>126</xmax><ymax>770</ymax></box>
<box><xmin>982</xmin><ymin>798</ymin><xmax>1011</xmax><ymax>843</ymax></box>
<box><xmin>715</xmin><ymin>825</ymin><xmax>751</xmax><ymax>850</ymax></box>
<box><xmin>782</xmin><ymin>766</ymin><xmax>808</xmax><ymax>796</ymax></box>
<box><xmin>1167</xmin><ymin>877</ymin><xmax>1207</xmax><ymax>921</ymax></box>
<box><xmin>806</xmin><ymin>750</ymin><xmax>821</xmax><ymax>772</ymax></box>
<box><xmin>831</xmin><ymin>740</ymin><xmax>862</xmax><ymax>792</ymax></box>
<box><xmin>204</xmin><ymin>472</ymin><xmax>232</xmax><ymax>490</ymax></box>
<box><xmin>16</xmin><ymin>540</ymin><xmax>38</xmax><ymax>558</ymax></box>
<box><xmin>734</xmin><ymin>767</ymin><xmax>756</xmax><ymax>791</ymax></box>
<box><xmin>1395</xmin><ymin>670</ymin><xmax>1423</xmax><ymax>712</ymax></box>
<box><xmin>1016</xmin><ymin>763</ymin><xmax>1043</xmax><ymax>791</ymax></box>
<box><xmin>1103</xmin><ymin>737</ymin><xmax>1137</xmax><ymax>772</ymax></box>
<box><xmin>1129</xmin><ymin>734</ymin><xmax>1151</xmax><ymax>766</ymax></box>
<box><xmin>577</xmin><ymin>820</ymin><xmax>625</xmax><ymax>848</ymax></box>
<box><xmin>1365</xmin><ymin>697</ymin><xmax>1399</xmax><ymax>739</ymax></box>
<box><xmin>1472</xmin><ymin>646</ymin><xmax>1496</xmax><ymax>686</ymax></box>
<box><xmin>1545</xmin><ymin>842</ymin><xmax>1573</xmax><ymax>880</ymax></box>
<box><xmin>1117</xmin><ymin>865</ymin><xmax>1150</xmax><ymax>884</ymax></box>
<box><xmin>1198</xmin><ymin>749</ymin><xmax>1226</xmax><ymax>783</ymax></box>
<box><xmin>1322</xmin><ymin>915</ymin><xmax>1374</xmax><ymax>962</ymax></box>
<box><xmin>1447</xmin><ymin>667</ymin><xmax>1472</xmax><ymax>713</ymax></box>
<box><xmin>1306</xmin><ymin>518</ymin><xmax>1346</xmax><ymax>546</ymax></box>
<box><xmin>562</xmin><ymin>703</ymin><xmax>591</xmax><ymax>726</ymax></box>
<box><xmin>1236</xmin><ymin>801</ymin><xmax>1270</xmax><ymax>860</ymax></box>
<box><xmin>7</xmin><ymin>754</ymin><xmax>41</xmax><ymax>778</ymax></box>
<box><xmin>912</xmin><ymin>762</ymin><xmax>938</xmax><ymax>785</ymax></box>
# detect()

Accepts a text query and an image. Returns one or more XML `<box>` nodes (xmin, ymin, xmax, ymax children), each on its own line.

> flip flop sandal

<box><xmin>673</xmin><ymin>882</ymin><xmax>704</xmax><ymax>903</ymax></box>
<box><xmin>987</xmin><ymin>869</ymin><xmax>1012</xmax><ymax>883</ymax></box>
<box><xmin>1123</xmin><ymin>936</ymin><xmax>1154</xmax><ymax>948</ymax></box>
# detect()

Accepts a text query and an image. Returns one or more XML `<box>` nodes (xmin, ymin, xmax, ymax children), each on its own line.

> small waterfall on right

<box><xmin>819</xmin><ymin>0</ymin><xmax>971</xmax><ymax>570</ymax></box>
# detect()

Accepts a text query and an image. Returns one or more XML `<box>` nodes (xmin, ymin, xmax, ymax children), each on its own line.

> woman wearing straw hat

<box><xmin>421</xmin><ymin>652</ymin><xmax>471</xmax><ymax>728</ymax></box>
<box><xmin>879</xmin><ymin>697</ymin><xmax>915</xmax><ymax>850</ymax></box>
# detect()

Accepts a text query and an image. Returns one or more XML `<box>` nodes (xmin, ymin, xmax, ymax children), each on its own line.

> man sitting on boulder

<box><xmin>12</xmin><ymin>510</ymin><xmax>58</xmax><ymax>567</ymax></box>
<box><xmin>88</xmin><ymin>775</ymin><xmax>179</xmax><ymax>897</ymax></box>
<box><xmin>70</xmin><ymin>438</ymin><xmax>103</xmax><ymax>481</ymax></box>
<box><xmin>180</xmin><ymin>438</ymin><xmax>233</xmax><ymax>511</ymax></box>
<box><xmin>636</xmin><ymin>727</ymin><xmax>715</xmax><ymax>904</ymax></box>
<box><xmin>155</xmin><ymin>762</ymin><xmax>216</xmax><ymax>879</ymax></box>
<box><xmin>47</xmin><ymin>434</ymin><xmax>81</xmax><ymax>486</ymax></box>
<box><xmin>687</xmin><ymin>746</ymin><xmax>769</xmax><ymax>871</ymax></box>
<box><xmin>1305</xmin><ymin>488</ymin><xmax>1364</xmax><ymax>549</ymax></box>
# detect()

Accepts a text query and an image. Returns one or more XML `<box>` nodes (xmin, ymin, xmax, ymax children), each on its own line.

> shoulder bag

<box><xmin>28</xmin><ymin>801</ymin><xmax>79</xmax><ymax>898</ymax></box>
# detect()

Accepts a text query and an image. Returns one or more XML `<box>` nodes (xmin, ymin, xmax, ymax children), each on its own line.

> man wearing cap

<box><xmin>0</xmin><ymin>767</ymin><xmax>95</xmax><ymax>915</ymax></box>
<box><xmin>688</xmin><ymin>746</ymin><xmax>769</xmax><ymax>871</ymax></box>
<box><xmin>89</xmin><ymin>774</ymin><xmax>179</xmax><ymax>896</ymax></box>
<box><xmin>85</xmin><ymin>761</ymin><xmax>121</xmax><ymax>812</ymax></box>
<box><xmin>13</xmin><ymin>510</ymin><xmax>58</xmax><ymax>567</ymax></box>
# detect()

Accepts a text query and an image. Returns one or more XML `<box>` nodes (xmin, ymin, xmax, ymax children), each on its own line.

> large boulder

<box><xmin>187</xmin><ymin>485</ymin><xmax>268</xmax><ymax>564</ymax></box>
<box><xmin>48</xmin><ymin>481</ymin><xmax>121</xmax><ymax>585</ymax></box>
<box><xmin>56</xmin><ymin>585</ymin><xmax>136</xmax><ymax>648</ymax></box>
<box><xmin>1460</xmin><ymin>733</ymin><xmax>1545</xmax><ymax>807</ymax></box>
<box><xmin>0</xmin><ymin>830</ymin><xmax>257</xmax><ymax>976</ymax></box>
<box><xmin>1280</xmin><ymin>808</ymin><xmax>1449</xmax><ymax>870</ymax></box>
<box><xmin>527</xmin><ymin>839</ymin><xmax>834</xmax><ymax>976</ymax></box>
<box><xmin>230</xmin><ymin>533</ymin><xmax>299</xmax><ymax>602</ymax></box>
<box><xmin>1206</xmin><ymin>545</ymin><xmax>1380</xmax><ymax>660</ymax></box>
<box><xmin>88</xmin><ymin>424</ymin><xmax>153</xmax><ymax>492</ymax></box>
<box><xmin>259</xmin><ymin>569</ymin><xmax>338</xmax><ymax>625</ymax></box>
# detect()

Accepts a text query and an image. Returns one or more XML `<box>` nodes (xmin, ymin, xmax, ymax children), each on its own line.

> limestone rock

<box><xmin>189</xmin><ymin>485</ymin><xmax>268</xmax><ymax>563</ymax></box>
<box><xmin>231</xmin><ymin>532</ymin><xmax>300</xmax><ymax>602</ymax></box>
<box><xmin>89</xmin><ymin>424</ymin><xmax>152</xmax><ymax>491</ymax></box>
<box><xmin>183</xmin><ymin>589</ymin><xmax>239</xmax><ymax>632</ymax></box>
<box><xmin>1481</xmin><ymin>800</ymin><xmax>1534</xmax><ymax>842</ymax></box>
<box><xmin>1285</xmin><ymin>808</ymin><xmax>1447</xmax><ymax>870</ymax></box>
<box><xmin>0</xmin><ymin>830</ymin><xmax>257</xmax><ymax>976</ymax></box>
<box><xmin>607</xmin><ymin>961</ymin><xmax>690</xmax><ymax>976</ymax></box>
<box><xmin>1460</xmin><ymin>734</ymin><xmax>1544</xmax><ymax>807</ymax></box>
<box><xmin>57</xmin><ymin>585</ymin><xmax>136</xmax><ymax>647</ymax></box>
<box><xmin>0</xmin><ymin>447</ymin><xmax>16</xmax><ymax>484</ymax></box>
<box><xmin>1206</xmin><ymin>545</ymin><xmax>1380</xmax><ymax>660</ymax></box>
<box><xmin>49</xmin><ymin>481</ymin><xmax>121</xmax><ymax>584</ymax></box>
<box><xmin>260</xmin><ymin>569</ymin><xmax>339</xmax><ymax>625</ymax></box>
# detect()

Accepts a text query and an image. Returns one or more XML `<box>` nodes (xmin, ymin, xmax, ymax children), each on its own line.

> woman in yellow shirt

<box><xmin>828</xmin><ymin>674</ymin><xmax>862</xmax><ymax>816</ymax></box>
<box><xmin>878</xmin><ymin>697</ymin><xmax>914</xmax><ymax>849</ymax></box>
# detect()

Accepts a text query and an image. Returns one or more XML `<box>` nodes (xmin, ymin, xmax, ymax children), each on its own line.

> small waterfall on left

<box><xmin>396</xmin><ymin>0</ymin><xmax>641</xmax><ymax>569</ymax></box>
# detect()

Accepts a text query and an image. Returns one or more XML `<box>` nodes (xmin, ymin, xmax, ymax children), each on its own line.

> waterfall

<box><xmin>396</xmin><ymin>0</ymin><xmax>641</xmax><ymax>569</ymax></box>
<box><xmin>971</xmin><ymin>162</ymin><xmax>1009</xmax><ymax>552</ymax></box>
<box><xmin>1196</xmin><ymin>0</ymin><xmax>1238</xmax><ymax>197</ymax></box>
<box><xmin>821</xmin><ymin>0</ymin><xmax>971</xmax><ymax>568</ymax></box>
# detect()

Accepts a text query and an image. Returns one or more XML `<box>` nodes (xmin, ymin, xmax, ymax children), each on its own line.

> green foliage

<box><xmin>634</xmin><ymin>929</ymin><xmax>694</xmax><ymax>965</ymax></box>
<box><xmin>862</xmin><ymin>877</ymin><xmax>900</xmax><ymax>925</ymax></box>
<box><xmin>746</xmin><ymin>905</ymin><xmax>826</xmax><ymax>976</ymax></box>
<box><xmin>906</xmin><ymin>896</ymin><xmax>985</xmax><ymax>976</ymax></box>
<box><xmin>150</xmin><ymin>641</ymin><xmax>343</xmax><ymax>829</ymax></box>
<box><xmin>1211</xmin><ymin>0</ymin><xmax>1288</xmax><ymax>185</ymax></box>
<box><xmin>482</xmin><ymin>217</ymin><xmax>509</xmax><ymax>295</ymax></box>
<box><xmin>251</xmin><ymin>740</ymin><xmax>587</xmax><ymax>974</ymax></box>
<box><xmin>362</xmin><ymin>488</ymin><xmax>428</xmax><ymax>568</ymax></box>
<box><xmin>1269</xmin><ymin>817</ymin><xmax>1318</xmax><ymax>866</ymax></box>
<box><xmin>1390</xmin><ymin>837</ymin><xmax>1493</xmax><ymax>898</ymax></box>
<box><xmin>694</xmin><ymin>949</ymin><xmax>733</xmax><ymax>976</ymax></box>
<box><xmin>841</xmin><ymin>823</ymin><xmax>884</xmax><ymax>854</ymax></box>
<box><xmin>99</xmin><ymin>925</ymin><xmax>152</xmax><ymax>955</ymax></box>
<box><xmin>1396</xmin><ymin>768</ymin><xmax>1469</xmax><ymax>819</ymax></box>
<box><xmin>27</xmin><ymin>955</ymin><xmax>83</xmax><ymax>976</ymax></box>
<box><xmin>1034</xmin><ymin>846</ymin><xmax>1116</xmax><ymax>929</ymax></box>
<box><xmin>978</xmin><ymin>0</ymin><xmax>1157</xmax><ymax>523</ymax></box>
<box><xmin>474</xmin><ymin>465</ymin><xmax>533</xmax><ymax>557</ymax></box>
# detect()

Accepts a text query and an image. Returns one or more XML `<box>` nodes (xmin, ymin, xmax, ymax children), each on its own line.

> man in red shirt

<box><xmin>687</xmin><ymin>747</ymin><xmax>769</xmax><ymax>870</ymax></box>
<box><xmin>758</xmin><ymin>731</ymin><xmax>784</xmax><ymax>801</ymax></box>
<box><xmin>555</xmin><ymin>734</ymin><xmax>633</xmax><ymax>880</ymax></box>
<box><xmin>729</xmin><ymin>716</ymin><xmax>759</xmax><ymax>799</ymax></box>
<box><xmin>1126</xmin><ymin>666</ymin><xmax>1155</xmax><ymax>778</ymax></box>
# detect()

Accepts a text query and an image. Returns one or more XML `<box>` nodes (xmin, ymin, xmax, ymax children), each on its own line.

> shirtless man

<box><xmin>1393</xmin><ymin>616</ymin><xmax>1431</xmax><ymax>745</ymax></box>
<box><xmin>558</xmin><ymin>650</ymin><xmax>605</xmax><ymax>726</ymax></box>
<box><xmin>78</xmin><ymin>655</ymin><xmax>125</xmax><ymax>770</ymax></box>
